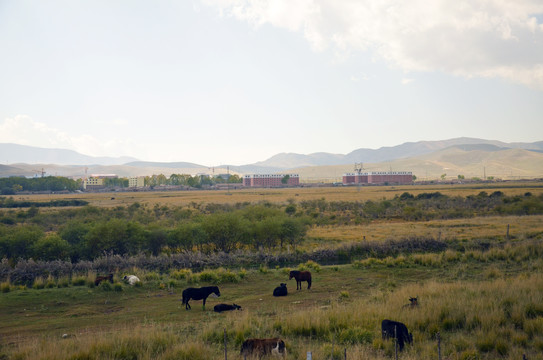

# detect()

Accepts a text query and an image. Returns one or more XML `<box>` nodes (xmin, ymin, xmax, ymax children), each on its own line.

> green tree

<box><xmin>202</xmin><ymin>212</ymin><xmax>250</xmax><ymax>252</ymax></box>
<box><xmin>281</xmin><ymin>175</ymin><xmax>290</xmax><ymax>184</ymax></box>
<box><xmin>59</xmin><ymin>221</ymin><xmax>91</xmax><ymax>261</ymax></box>
<box><xmin>168</xmin><ymin>222</ymin><xmax>208</xmax><ymax>252</ymax></box>
<box><xmin>3</xmin><ymin>226</ymin><xmax>44</xmax><ymax>259</ymax></box>
<box><xmin>32</xmin><ymin>234</ymin><xmax>70</xmax><ymax>261</ymax></box>
<box><xmin>279</xmin><ymin>217</ymin><xmax>307</xmax><ymax>250</ymax></box>
<box><xmin>253</xmin><ymin>217</ymin><xmax>282</xmax><ymax>250</ymax></box>
<box><xmin>146</xmin><ymin>226</ymin><xmax>168</xmax><ymax>256</ymax></box>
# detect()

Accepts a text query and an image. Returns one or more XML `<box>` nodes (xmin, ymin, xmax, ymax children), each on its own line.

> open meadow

<box><xmin>2</xmin><ymin>182</ymin><xmax>543</xmax><ymax>359</ymax></box>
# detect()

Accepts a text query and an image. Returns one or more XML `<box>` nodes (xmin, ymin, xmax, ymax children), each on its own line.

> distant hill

<box><xmin>0</xmin><ymin>143</ymin><xmax>138</xmax><ymax>166</ymax></box>
<box><xmin>252</xmin><ymin>138</ymin><xmax>543</xmax><ymax>169</ymax></box>
<box><xmin>1</xmin><ymin>138</ymin><xmax>542</xmax><ymax>180</ymax></box>
<box><xmin>290</xmin><ymin>146</ymin><xmax>543</xmax><ymax>182</ymax></box>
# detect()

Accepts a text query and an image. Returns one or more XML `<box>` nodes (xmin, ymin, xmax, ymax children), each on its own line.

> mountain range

<box><xmin>1</xmin><ymin>138</ymin><xmax>542</xmax><ymax>181</ymax></box>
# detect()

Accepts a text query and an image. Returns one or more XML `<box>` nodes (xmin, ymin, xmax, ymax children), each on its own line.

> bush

<box><xmin>198</xmin><ymin>270</ymin><xmax>219</xmax><ymax>283</ymax></box>
<box><xmin>113</xmin><ymin>282</ymin><xmax>123</xmax><ymax>292</ymax></box>
<box><xmin>72</xmin><ymin>277</ymin><xmax>86</xmax><ymax>286</ymax></box>
<box><xmin>1</xmin><ymin>282</ymin><xmax>10</xmax><ymax>293</ymax></box>
<box><xmin>100</xmin><ymin>282</ymin><xmax>112</xmax><ymax>291</ymax></box>
<box><xmin>170</xmin><ymin>269</ymin><xmax>192</xmax><ymax>280</ymax></box>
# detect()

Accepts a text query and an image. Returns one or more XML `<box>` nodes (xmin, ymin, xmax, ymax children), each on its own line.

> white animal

<box><xmin>123</xmin><ymin>275</ymin><xmax>141</xmax><ymax>285</ymax></box>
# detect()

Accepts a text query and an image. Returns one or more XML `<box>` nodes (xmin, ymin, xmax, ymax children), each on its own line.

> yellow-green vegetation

<box><xmin>9</xmin><ymin>181</ymin><xmax>543</xmax><ymax>208</ymax></box>
<box><xmin>2</xmin><ymin>245</ymin><xmax>543</xmax><ymax>359</ymax></box>
<box><xmin>2</xmin><ymin>183</ymin><xmax>543</xmax><ymax>359</ymax></box>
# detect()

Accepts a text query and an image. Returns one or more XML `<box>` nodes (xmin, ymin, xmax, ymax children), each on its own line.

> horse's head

<box><xmin>280</xmin><ymin>283</ymin><xmax>286</xmax><ymax>287</ymax></box>
<box><xmin>233</xmin><ymin>304</ymin><xmax>242</xmax><ymax>310</ymax></box>
<box><xmin>213</xmin><ymin>286</ymin><xmax>221</xmax><ymax>297</ymax></box>
<box><xmin>288</xmin><ymin>271</ymin><xmax>296</xmax><ymax>280</ymax></box>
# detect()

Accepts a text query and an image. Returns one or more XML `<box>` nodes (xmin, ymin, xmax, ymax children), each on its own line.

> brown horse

<box><xmin>95</xmin><ymin>273</ymin><xmax>113</xmax><ymax>286</ymax></box>
<box><xmin>289</xmin><ymin>270</ymin><xmax>311</xmax><ymax>290</ymax></box>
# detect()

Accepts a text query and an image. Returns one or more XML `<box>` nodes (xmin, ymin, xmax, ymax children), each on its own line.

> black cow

<box><xmin>214</xmin><ymin>303</ymin><xmax>242</xmax><ymax>313</ymax></box>
<box><xmin>240</xmin><ymin>338</ymin><xmax>286</xmax><ymax>358</ymax></box>
<box><xmin>273</xmin><ymin>283</ymin><xmax>288</xmax><ymax>297</ymax></box>
<box><xmin>381</xmin><ymin>319</ymin><xmax>413</xmax><ymax>351</ymax></box>
<box><xmin>181</xmin><ymin>286</ymin><xmax>220</xmax><ymax>310</ymax></box>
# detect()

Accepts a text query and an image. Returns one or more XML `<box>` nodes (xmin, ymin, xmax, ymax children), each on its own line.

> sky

<box><xmin>0</xmin><ymin>0</ymin><xmax>542</xmax><ymax>166</ymax></box>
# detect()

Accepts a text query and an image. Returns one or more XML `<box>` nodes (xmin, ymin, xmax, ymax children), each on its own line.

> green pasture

<box><xmin>2</xmin><ymin>251</ymin><xmax>543</xmax><ymax>359</ymax></box>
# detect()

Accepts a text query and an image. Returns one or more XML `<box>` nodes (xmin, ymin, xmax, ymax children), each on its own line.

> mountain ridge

<box><xmin>1</xmin><ymin>138</ymin><xmax>542</xmax><ymax>180</ymax></box>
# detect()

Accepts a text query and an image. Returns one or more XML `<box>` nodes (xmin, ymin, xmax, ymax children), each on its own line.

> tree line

<box><xmin>0</xmin><ymin>176</ymin><xmax>81</xmax><ymax>194</ymax></box>
<box><xmin>0</xmin><ymin>204</ymin><xmax>307</xmax><ymax>262</ymax></box>
<box><xmin>1</xmin><ymin>191</ymin><xmax>542</xmax><ymax>263</ymax></box>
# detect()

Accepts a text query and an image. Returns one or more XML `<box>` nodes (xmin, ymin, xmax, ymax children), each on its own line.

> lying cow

<box><xmin>123</xmin><ymin>275</ymin><xmax>141</xmax><ymax>286</ymax></box>
<box><xmin>214</xmin><ymin>303</ymin><xmax>242</xmax><ymax>313</ymax></box>
<box><xmin>240</xmin><ymin>338</ymin><xmax>286</xmax><ymax>358</ymax></box>
<box><xmin>381</xmin><ymin>319</ymin><xmax>413</xmax><ymax>351</ymax></box>
<box><xmin>94</xmin><ymin>273</ymin><xmax>113</xmax><ymax>286</ymax></box>
<box><xmin>273</xmin><ymin>283</ymin><xmax>288</xmax><ymax>297</ymax></box>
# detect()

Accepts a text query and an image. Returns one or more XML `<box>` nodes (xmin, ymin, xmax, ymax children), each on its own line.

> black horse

<box><xmin>182</xmin><ymin>286</ymin><xmax>220</xmax><ymax>310</ymax></box>
<box><xmin>289</xmin><ymin>270</ymin><xmax>312</xmax><ymax>290</ymax></box>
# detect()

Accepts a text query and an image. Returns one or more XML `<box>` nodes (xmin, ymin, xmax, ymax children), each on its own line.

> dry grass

<box><xmin>10</xmin><ymin>181</ymin><xmax>543</xmax><ymax>209</ymax></box>
<box><xmin>307</xmin><ymin>215</ymin><xmax>543</xmax><ymax>247</ymax></box>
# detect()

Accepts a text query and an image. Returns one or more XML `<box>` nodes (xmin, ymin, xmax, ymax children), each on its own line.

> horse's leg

<box><xmin>186</xmin><ymin>299</ymin><xmax>191</xmax><ymax>310</ymax></box>
<box><xmin>203</xmin><ymin>297</ymin><xmax>206</xmax><ymax>310</ymax></box>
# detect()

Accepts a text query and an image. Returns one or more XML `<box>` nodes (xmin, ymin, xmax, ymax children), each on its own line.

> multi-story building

<box><xmin>83</xmin><ymin>174</ymin><xmax>118</xmax><ymax>190</ymax></box>
<box><xmin>343</xmin><ymin>171</ymin><xmax>413</xmax><ymax>185</ymax></box>
<box><xmin>128</xmin><ymin>176</ymin><xmax>146</xmax><ymax>188</ymax></box>
<box><xmin>243</xmin><ymin>174</ymin><xmax>300</xmax><ymax>187</ymax></box>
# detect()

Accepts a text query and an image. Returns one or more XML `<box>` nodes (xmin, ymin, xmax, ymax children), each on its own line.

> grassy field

<box><xmin>2</xmin><ymin>182</ymin><xmax>543</xmax><ymax>359</ymax></box>
<box><xmin>1</xmin><ymin>253</ymin><xmax>543</xmax><ymax>359</ymax></box>
<box><xmin>11</xmin><ymin>181</ymin><xmax>543</xmax><ymax>209</ymax></box>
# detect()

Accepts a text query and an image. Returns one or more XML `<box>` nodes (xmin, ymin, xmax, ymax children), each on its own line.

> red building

<box><xmin>342</xmin><ymin>171</ymin><xmax>412</xmax><ymax>185</ymax></box>
<box><xmin>243</xmin><ymin>174</ymin><xmax>300</xmax><ymax>187</ymax></box>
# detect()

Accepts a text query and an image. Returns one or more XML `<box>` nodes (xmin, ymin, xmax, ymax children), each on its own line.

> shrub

<box><xmin>145</xmin><ymin>272</ymin><xmax>161</xmax><ymax>281</ymax></box>
<box><xmin>72</xmin><ymin>277</ymin><xmax>86</xmax><ymax>286</ymax></box>
<box><xmin>217</xmin><ymin>268</ymin><xmax>239</xmax><ymax>283</ymax></box>
<box><xmin>113</xmin><ymin>282</ymin><xmax>123</xmax><ymax>292</ymax></box>
<box><xmin>302</xmin><ymin>260</ymin><xmax>321</xmax><ymax>272</ymax></box>
<box><xmin>198</xmin><ymin>269</ymin><xmax>219</xmax><ymax>283</ymax></box>
<box><xmin>32</xmin><ymin>277</ymin><xmax>45</xmax><ymax>290</ymax></box>
<box><xmin>100</xmin><ymin>281</ymin><xmax>112</xmax><ymax>291</ymax></box>
<box><xmin>1</xmin><ymin>282</ymin><xmax>10</xmax><ymax>293</ymax></box>
<box><xmin>170</xmin><ymin>269</ymin><xmax>192</xmax><ymax>281</ymax></box>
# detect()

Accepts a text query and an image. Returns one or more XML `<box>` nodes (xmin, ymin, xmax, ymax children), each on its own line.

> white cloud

<box><xmin>0</xmin><ymin>115</ymin><xmax>137</xmax><ymax>157</ymax></box>
<box><xmin>401</xmin><ymin>78</ymin><xmax>414</xmax><ymax>85</ymax></box>
<box><xmin>203</xmin><ymin>0</ymin><xmax>543</xmax><ymax>89</ymax></box>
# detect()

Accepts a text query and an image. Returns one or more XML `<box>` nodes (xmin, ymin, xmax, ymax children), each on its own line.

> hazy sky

<box><xmin>1</xmin><ymin>0</ymin><xmax>542</xmax><ymax>165</ymax></box>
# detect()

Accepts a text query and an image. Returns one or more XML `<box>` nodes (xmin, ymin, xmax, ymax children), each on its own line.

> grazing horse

<box><xmin>273</xmin><ymin>283</ymin><xmax>288</xmax><ymax>297</ymax></box>
<box><xmin>240</xmin><ymin>338</ymin><xmax>286</xmax><ymax>358</ymax></box>
<box><xmin>289</xmin><ymin>270</ymin><xmax>311</xmax><ymax>290</ymax></box>
<box><xmin>94</xmin><ymin>273</ymin><xmax>113</xmax><ymax>286</ymax></box>
<box><xmin>182</xmin><ymin>286</ymin><xmax>220</xmax><ymax>310</ymax></box>
<box><xmin>381</xmin><ymin>319</ymin><xmax>413</xmax><ymax>351</ymax></box>
<box><xmin>214</xmin><ymin>303</ymin><xmax>242</xmax><ymax>313</ymax></box>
